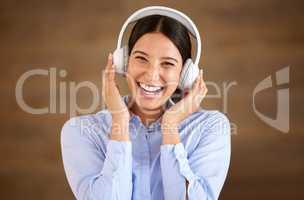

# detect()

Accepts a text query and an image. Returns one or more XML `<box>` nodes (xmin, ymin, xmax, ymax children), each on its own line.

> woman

<box><xmin>61</xmin><ymin>14</ymin><xmax>231</xmax><ymax>200</ymax></box>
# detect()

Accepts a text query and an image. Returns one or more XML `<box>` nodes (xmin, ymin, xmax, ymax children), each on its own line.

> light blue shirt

<box><xmin>61</xmin><ymin>95</ymin><xmax>231</xmax><ymax>200</ymax></box>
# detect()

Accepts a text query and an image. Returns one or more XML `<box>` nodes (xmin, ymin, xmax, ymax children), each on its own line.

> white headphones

<box><xmin>113</xmin><ymin>6</ymin><xmax>201</xmax><ymax>95</ymax></box>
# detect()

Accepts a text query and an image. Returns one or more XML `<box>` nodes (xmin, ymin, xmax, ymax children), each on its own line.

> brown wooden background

<box><xmin>1</xmin><ymin>0</ymin><xmax>304</xmax><ymax>199</ymax></box>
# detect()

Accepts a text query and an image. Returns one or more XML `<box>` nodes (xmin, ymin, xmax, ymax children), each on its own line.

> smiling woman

<box><xmin>127</xmin><ymin>14</ymin><xmax>191</xmax><ymax>110</ymax></box>
<box><xmin>127</xmin><ymin>32</ymin><xmax>183</xmax><ymax>120</ymax></box>
<box><xmin>60</xmin><ymin>6</ymin><xmax>231</xmax><ymax>200</ymax></box>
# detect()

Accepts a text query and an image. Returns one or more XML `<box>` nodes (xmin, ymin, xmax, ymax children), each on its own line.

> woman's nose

<box><xmin>145</xmin><ymin>65</ymin><xmax>160</xmax><ymax>82</ymax></box>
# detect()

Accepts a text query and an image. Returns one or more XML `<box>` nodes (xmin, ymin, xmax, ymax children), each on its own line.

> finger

<box><xmin>106</xmin><ymin>53</ymin><xmax>113</xmax><ymax>69</ymax></box>
<box><xmin>185</xmin><ymin>74</ymin><xmax>200</xmax><ymax>98</ymax></box>
<box><xmin>193</xmin><ymin>72</ymin><xmax>202</xmax><ymax>92</ymax></box>
<box><xmin>193</xmin><ymin>70</ymin><xmax>205</xmax><ymax>103</ymax></box>
<box><xmin>193</xmin><ymin>73</ymin><xmax>201</xmax><ymax>90</ymax></box>
<box><xmin>116</xmin><ymin>83</ymin><xmax>120</xmax><ymax>92</ymax></box>
<box><xmin>102</xmin><ymin>69</ymin><xmax>110</xmax><ymax>96</ymax></box>
<box><xmin>105</xmin><ymin>53</ymin><xmax>115</xmax><ymax>81</ymax></box>
<box><xmin>201</xmin><ymin>69</ymin><xmax>205</xmax><ymax>85</ymax></box>
<box><xmin>199</xmin><ymin>69</ymin><xmax>204</xmax><ymax>89</ymax></box>
<box><xmin>198</xmin><ymin>70</ymin><xmax>208</xmax><ymax>98</ymax></box>
<box><xmin>103</xmin><ymin>54</ymin><xmax>116</xmax><ymax>100</ymax></box>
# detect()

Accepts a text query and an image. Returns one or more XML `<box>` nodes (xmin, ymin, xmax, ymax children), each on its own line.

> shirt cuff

<box><xmin>162</xmin><ymin>143</ymin><xmax>198</xmax><ymax>183</ymax></box>
<box><xmin>101</xmin><ymin>140</ymin><xmax>132</xmax><ymax>180</ymax></box>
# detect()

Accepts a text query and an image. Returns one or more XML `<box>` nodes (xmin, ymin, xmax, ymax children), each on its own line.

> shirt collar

<box><xmin>122</xmin><ymin>95</ymin><xmax>174</xmax><ymax>130</ymax></box>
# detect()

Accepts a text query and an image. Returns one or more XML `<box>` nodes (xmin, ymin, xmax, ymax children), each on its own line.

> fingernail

<box><xmin>108</xmin><ymin>53</ymin><xmax>112</xmax><ymax>59</ymax></box>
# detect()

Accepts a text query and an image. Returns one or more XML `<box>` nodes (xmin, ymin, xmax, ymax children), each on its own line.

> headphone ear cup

<box><xmin>178</xmin><ymin>59</ymin><xmax>199</xmax><ymax>90</ymax></box>
<box><xmin>113</xmin><ymin>45</ymin><xmax>129</xmax><ymax>74</ymax></box>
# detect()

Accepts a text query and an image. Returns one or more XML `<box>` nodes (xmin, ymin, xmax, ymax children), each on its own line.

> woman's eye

<box><xmin>162</xmin><ymin>62</ymin><xmax>175</xmax><ymax>67</ymax></box>
<box><xmin>135</xmin><ymin>56</ymin><xmax>147</xmax><ymax>62</ymax></box>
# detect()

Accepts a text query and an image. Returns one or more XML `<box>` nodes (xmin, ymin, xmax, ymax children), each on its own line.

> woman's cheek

<box><xmin>125</xmin><ymin>72</ymin><xmax>138</xmax><ymax>95</ymax></box>
<box><xmin>164</xmin><ymin>72</ymin><xmax>180</xmax><ymax>88</ymax></box>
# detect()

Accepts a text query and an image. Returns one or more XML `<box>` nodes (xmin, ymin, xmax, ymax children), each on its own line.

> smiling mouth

<box><xmin>136</xmin><ymin>82</ymin><xmax>165</xmax><ymax>96</ymax></box>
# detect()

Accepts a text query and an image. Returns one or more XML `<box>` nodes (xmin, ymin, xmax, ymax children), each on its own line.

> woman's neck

<box><xmin>129</xmin><ymin>99</ymin><xmax>165</xmax><ymax>127</ymax></box>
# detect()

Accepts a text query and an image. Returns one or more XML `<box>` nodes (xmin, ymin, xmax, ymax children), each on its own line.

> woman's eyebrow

<box><xmin>161</xmin><ymin>57</ymin><xmax>178</xmax><ymax>63</ymax></box>
<box><xmin>132</xmin><ymin>50</ymin><xmax>148</xmax><ymax>56</ymax></box>
<box><xmin>132</xmin><ymin>50</ymin><xmax>178</xmax><ymax>63</ymax></box>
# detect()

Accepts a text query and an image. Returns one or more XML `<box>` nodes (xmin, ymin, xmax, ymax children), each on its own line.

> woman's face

<box><xmin>126</xmin><ymin>32</ymin><xmax>183</xmax><ymax>111</ymax></box>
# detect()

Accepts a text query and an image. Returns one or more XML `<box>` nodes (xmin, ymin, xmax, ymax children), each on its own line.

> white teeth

<box><xmin>139</xmin><ymin>83</ymin><xmax>162</xmax><ymax>92</ymax></box>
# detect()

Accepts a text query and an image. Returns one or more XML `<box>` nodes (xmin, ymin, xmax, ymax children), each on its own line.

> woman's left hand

<box><xmin>161</xmin><ymin>69</ymin><xmax>208</xmax><ymax>129</ymax></box>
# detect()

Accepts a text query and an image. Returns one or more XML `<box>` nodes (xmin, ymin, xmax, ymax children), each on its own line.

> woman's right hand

<box><xmin>102</xmin><ymin>53</ymin><xmax>130</xmax><ymax>139</ymax></box>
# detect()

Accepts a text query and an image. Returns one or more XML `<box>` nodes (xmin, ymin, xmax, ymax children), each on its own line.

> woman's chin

<box><xmin>135</xmin><ymin>97</ymin><xmax>162</xmax><ymax>111</ymax></box>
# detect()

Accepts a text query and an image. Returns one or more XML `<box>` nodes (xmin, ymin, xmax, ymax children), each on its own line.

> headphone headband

<box><xmin>116</xmin><ymin>6</ymin><xmax>201</xmax><ymax>67</ymax></box>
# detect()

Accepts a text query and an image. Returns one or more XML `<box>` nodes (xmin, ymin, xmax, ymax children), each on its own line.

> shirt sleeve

<box><xmin>60</xmin><ymin>117</ymin><xmax>133</xmax><ymax>200</ymax></box>
<box><xmin>160</xmin><ymin>112</ymin><xmax>231</xmax><ymax>200</ymax></box>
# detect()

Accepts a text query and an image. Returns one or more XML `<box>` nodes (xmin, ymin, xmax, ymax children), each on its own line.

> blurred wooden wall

<box><xmin>1</xmin><ymin>0</ymin><xmax>303</xmax><ymax>199</ymax></box>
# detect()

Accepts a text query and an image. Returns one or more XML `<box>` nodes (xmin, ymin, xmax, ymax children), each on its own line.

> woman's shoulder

<box><xmin>61</xmin><ymin>109</ymin><xmax>112</xmax><ymax>130</ymax></box>
<box><xmin>182</xmin><ymin>109</ymin><xmax>231</xmax><ymax>133</ymax></box>
<box><xmin>200</xmin><ymin>109</ymin><xmax>230</xmax><ymax>125</ymax></box>
<box><xmin>178</xmin><ymin>109</ymin><xmax>231</xmax><ymax>154</ymax></box>
<box><xmin>60</xmin><ymin>109</ymin><xmax>112</xmax><ymax>146</ymax></box>
<box><xmin>186</xmin><ymin>108</ymin><xmax>230</xmax><ymax>123</ymax></box>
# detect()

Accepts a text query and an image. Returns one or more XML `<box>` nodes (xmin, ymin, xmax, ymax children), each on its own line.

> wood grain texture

<box><xmin>0</xmin><ymin>0</ymin><xmax>303</xmax><ymax>199</ymax></box>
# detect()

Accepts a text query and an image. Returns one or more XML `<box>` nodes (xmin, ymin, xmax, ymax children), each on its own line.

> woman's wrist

<box><xmin>161</xmin><ymin>122</ymin><xmax>180</xmax><ymax>144</ymax></box>
<box><xmin>110</xmin><ymin>117</ymin><xmax>130</xmax><ymax>141</ymax></box>
<box><xmin>162</xmin><ymin>133</ymin><xmax>180</xmax><ymax>144</ymax></box>
<box><xmin>110</xmin><ymin>133</ymin><xmax>130</xmax><ymax>141</ymax></box>
<box><xmin>112</xmin><ymin>113</ymin><xmax>130</xmax><ymax>123</ymax></box>
<box><xmin>161</xmin><ymin>120</ymin><xmax>178</xmax><ymax>132</ymax></box>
